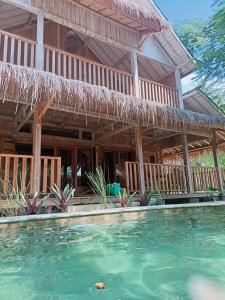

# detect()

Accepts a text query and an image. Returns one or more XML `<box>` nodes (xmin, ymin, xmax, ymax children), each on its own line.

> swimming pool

<box><xmin>0</xmin><ymin>207</ymin><xmax>225</xmax><ymax>299</ymax></box>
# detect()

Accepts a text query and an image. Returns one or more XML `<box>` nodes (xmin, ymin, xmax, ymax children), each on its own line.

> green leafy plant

<box><xmin>51</xmin><ymin>184</ymin><xmax>75</xmax><ymax>212</ymax></box>
<box><xmin>86</xmin><ymin>166</ymin><xmax>108</xmax><ymax>208</ymax></box>
<box><xmin>139</xmin><ymin>186</ymin><xmax>164</xmax><ymax>206</ymax></box>
<box><xmin>0</xmin><ymin>181</ymin><xmax>46</xmax><ymax>216</ymax></box>
<box><xmin>16</xmin><ymin>192</ymin><xmax>46</xmax><ymax>215</ymax></box>
<box><xmin>114</xmin><ymin>190</ymin><xmax>136</xmax><ymax>208</ymax></box>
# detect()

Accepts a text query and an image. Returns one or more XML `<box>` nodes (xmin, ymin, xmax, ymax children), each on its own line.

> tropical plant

<box><xmin>86</xmin><ymin>166</ymin><xmax>108</xmax><ymax>208</ymax></box>
<box><xmin>0</xmin><ymin>180</ymin><xmax>46</xmax><ymax>216</ymax></box>
<box><xmin>51</xmin><ymin>184</ymin><xmax>75</xmax><ymax>212</ymax></box>
<box><xmin>114</xmin><ymin>190</ymin><xmax>136</xmax><ymax>208</ymax></box>
<box><xmin>139</xmin><ymin>186</ymin><xmax>164</xmax><ymax>206</ymax></box>
<box><xmin>16</xmin><ymin>192</ymin><xmax>47</xmax><ymax>215</ymax></box>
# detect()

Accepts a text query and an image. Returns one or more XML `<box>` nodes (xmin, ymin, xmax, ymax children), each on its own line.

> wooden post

<box><xmin>32</xmin><ymin>104</ymin><xmax>42</xmax><ymax>194</ymax></box>
<box><xmin>131</xmin><ymin>50</ymin><xmax>145</xmax><ymax>194</ymax></box>
<box><xmin>135</xmin><ymin>127</ymin><xmax>145</xmax><ymax>195</ymax></box>
<box><xmin>130</xmin><ymin>50</ymin><xmax>140</xmax><ymax>98</ymax></box>
<box><xmin>175</xmin><ymin>69</ymin><xmax>184</xmax><ymax>109</ymax></box>
<box><xmin>72</xmin><ymin>147</ymin><xmax>78</xmax><ymax>189</ymax></box>
<box><xmin>36</xmin><ymin>12</ymin><xmax>44</xmax><ymax>70</ymax></box>
<box><xmin>211</xmin><ymin>130</ymin><xmax>224</xmax><ymax>191</ymax></box>
<box><xmin>181</xmin><ymin>133</ymin><xmax>193</xmax><ymax>193</ymax></box>
<box><xmin>175</xmin><ymin>68</ymin><xmax>193</xmax><ymax>193</ymax></box>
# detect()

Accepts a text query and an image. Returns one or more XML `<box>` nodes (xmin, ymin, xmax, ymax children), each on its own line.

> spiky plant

<box><xmin>51</xmin><ymin>184</ymin><xmax>75</xmax><ymax>212</ymax></box>
<box><xmin>16</xmin><ymin>192</ymin><xmax>46</xmax><ymax>215</ymax></box>
<box><xmin>86</xmin><ymin>166</ymin><xmax>108</xmax><ymax>208</ymax></box>
<box><xmin>114</xmin><ymin>190</ymin><xmax>136</xmax><ymax>208</ymax></box>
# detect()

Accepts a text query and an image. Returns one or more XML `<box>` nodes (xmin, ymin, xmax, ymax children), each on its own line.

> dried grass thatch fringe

<box><xmin>0</xmin><ymin>62</ymin><xmax>225</xmax><ymax>131</ymax></box>
<box><xmin>105</xmin><ymin>0</ymin><xmax>169</xmax><ymax>31</ymax></box>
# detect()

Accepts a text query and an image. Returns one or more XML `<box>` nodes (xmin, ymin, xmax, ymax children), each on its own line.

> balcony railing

<box><xmin>0</xmin><ymin>29</ymin><xmax>36</xmax><ymax>68</ymax></box>
<box><xmin>0</xmin><ymin>29</ymin><xmax>179</xmax><ymax>108</ymax></box>
<box><xmin>139</xmin><ymin>77</ymin><xmax>179</xmax><ymax>107</ymax></box>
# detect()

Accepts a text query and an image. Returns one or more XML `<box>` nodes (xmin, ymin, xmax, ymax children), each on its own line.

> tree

<box><xmin>174</xmin><ymin>0</ymin><xmax>225</xmax><ymax>112</ymax></box>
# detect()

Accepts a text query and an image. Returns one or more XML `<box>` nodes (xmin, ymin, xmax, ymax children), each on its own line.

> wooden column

<box><xmin>175</xmin><ymin>68</ymin><xmax>193</xmax><ymax>193</ymax></box>
<box><xmin>211</xmin><ymin>130</ymin><xmax>224</xmax><ymax>191</ymax></box>
<box><xmin>32</xmin><ymin>104</ymin><xmax>42</xmax><ymax>194</ymax></box>
<box><xmin>131</xmin><ymin>50</ymin><xmax>145</xmax><ymax>194</ymax></box>
<box><xmin>181</xmin><ymin>133</ymin><xmax>193</xmax><ymax>193</ymax></box>
<box><xmin>130</xmin><ymin>50</ymin><xmax>140</xmax><ymax>98</ymax></box>
<box><xmin>175</xmin><ymin>69</ymin><xmax>184</xmax><ymax>109</ymax></box>
<box><xmin>72</xmin><ymin>147</ymin><xmax>78</xmax><ymax>189</ymax></box>
<box><xmin>36</xmin><ymin>12</ymin><xmax>44</xmax><ymax>70</ymax></box>
<box><xmin>135</xmin><ymin>127</ymin><xmax>145</xmax><ymax>195</ymax></box>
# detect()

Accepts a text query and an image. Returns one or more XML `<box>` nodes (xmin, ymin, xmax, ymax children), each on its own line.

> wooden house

<box><xmin>0</xmin><ymin>0</ymin><xmax>224</xmax><ymax>199</ymax></box>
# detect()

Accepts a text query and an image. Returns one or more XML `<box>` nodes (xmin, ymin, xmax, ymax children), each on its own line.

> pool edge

<box><xmin>1</xmin><ymin>201</ymin><xmax>225</xmax><ymax>225</ymax></box>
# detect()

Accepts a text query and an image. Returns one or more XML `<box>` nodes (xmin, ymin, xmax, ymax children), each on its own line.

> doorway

<box><xmin>76</xmin><ymin>149</ymin><xmax>94</xmax><ymax>193</ymax></box>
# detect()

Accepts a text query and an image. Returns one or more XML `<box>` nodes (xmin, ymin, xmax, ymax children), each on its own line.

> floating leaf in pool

<box><xmin>95</xmin><ymin>282</ymin><xmax>106</xmax><ymax>289</ymax></box>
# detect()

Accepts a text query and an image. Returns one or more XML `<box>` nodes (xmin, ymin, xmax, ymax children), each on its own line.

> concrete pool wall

<box><xmin>0</xmin><ymin>202</ymin><xmax>225</xmax><ymax>233</ymax></box>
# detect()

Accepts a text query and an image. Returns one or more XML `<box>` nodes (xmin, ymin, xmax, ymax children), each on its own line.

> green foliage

<box><xmin>139</xmin><ymin>186</ymin><xmax>165</xmax><ymax>206</ymax></box>
<box><xmin>86</xmin><ymin>166</ymin><xmax>108</xmax><ymax>208</ymax></box>
<box><xmin>174</xmin><ymin>1</ymin><xmax>225</xmax><ymax>112</ymax></box>
<box><xmin>114</xmin><ymin>190</ymin><xmax>136</xmax><ymax>208</ymax></box>
<box><xmin>52</xmin><ymin>184</ymin><xmax>75</xmax><ymax>212</ymax></box>
<box><xmin>191</xmin><ymin>154</ymin><xmax>225</xmax><ymax>168</ymax></box>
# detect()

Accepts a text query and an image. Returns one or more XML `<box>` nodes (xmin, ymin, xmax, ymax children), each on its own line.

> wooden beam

<box><xmin>36</xmin><ymin>11</ymin><xmax>44</xmax><ymax>70</ymax></box>
<box><xmin>95</xmin><ymin>124</ymin><xmax>134</xmax><ymax>142</ymax></box>
<box><xmin>211</xmin><ymin>130</ymin><xmax>224</xmax><ymax>191</ymax></box>
<box><xmin>94</xmin><ymin>122</ymin><xmax>118</xmax><ymax>134</ymax></box>
<box><xmin>15</xmin><ymin>109</ymin><xmax>33</xmax><ymax>132</ymax></box>
<box><xmin>175</xmin><ymin>69</ymin><xmax>184</xmax><ymax>109</ymax></box>
<box><xmin>130</xmin><ymin>50</ymin><xmax>140</xmax><ymax>98</ymax></box>
<box><xmin>181</xmin><ymin>132</ymin><xmax>193</xmax><ymax>193</ymax></box>
<box><xmin>32</xmin><ymin>103</ymin><xmax>42</xmax><ymax>194</ymax></box>
<box><xmin>37</xmin><ymin>98</ymin><xmax>54</xmax><ymax>120</ymax></box>
<box><xmin>135</xmin><ymin>126</ymin><xmax>145</xmax><ymax>195</ymax></box>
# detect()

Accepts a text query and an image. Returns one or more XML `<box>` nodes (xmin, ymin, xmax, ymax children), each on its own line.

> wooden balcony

<box><xmin>0</xmin><ymin>29</ymin><xmax>179</xmax><ymax>108</ymax></box>
<box><xmin>125</xmin><ymin>162</ymin><xmax>224</xmax><ymax>194</ymax></box>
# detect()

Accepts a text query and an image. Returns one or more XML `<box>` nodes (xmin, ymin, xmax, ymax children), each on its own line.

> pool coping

<box><xmin>1</xmin><ymin>201</ymin><xmax>225</xmax><ymax>225</ymax></box>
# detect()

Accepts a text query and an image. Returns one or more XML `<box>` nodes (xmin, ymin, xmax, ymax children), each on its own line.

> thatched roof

<box><xmin>0</xmin><ymin>62</ymin><xmax>224</xmax><ymax>132</ymax></box>
<box><xmin>72</xmin><ymin>0</ymin><xmax>169</xmax><ymax>32</ymax></box>
<box><xmin>103</xmin><ymin>0</ymin><xmax>168</xmax><ymax>29</ymax></box>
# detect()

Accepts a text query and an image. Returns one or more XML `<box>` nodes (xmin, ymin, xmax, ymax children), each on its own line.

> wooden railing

<box><xmin>44</xmin><ymin>45</ymin><xmax>134</xmax><ymax>96</ymax></box>
<box><xmin>124</xmin><ymin>161</ymin><xmax>225</xmax><ymax>194</ymax></box>
<box><xmin>0</xmin><ymin>29</ymin><xmax>36</xmax><ymax>68</ymax></box>
<box><xmin>144</xmin><ymin>163</ymin><xmax>187</xmax><ymax>193</ymax></box>
<box><xmin>191</xmin><ymin>166</ymin><xmax>220</xmax><ymax>192</ymax></box>
<box><xmin>0</xmin><ymin>154</ymin><xmax>33</xmax><ymax>194</ymax></box>
<box><xmin>139</xmin><ymin>77</ymin><xmax>179</xmax><ymax>107</ymax></box>
<box><xmin>0</xmin><ymin>29</ymin><xmax>180</xmax><ymax>108</ymax></box>
<box><xmin>0</xmin><ymin>154</ymin><xmax>61</xmax><ymax>195</ymax></box>
<box><xmin>125</xmin><ymin>161</ymin><xmax>140</xmax><ymax>192</ymax></box>
<box><xmin>125</xmin><ymin>161</ymin><xmax>187</xmax><ymax>194</ymax></box>
<box><xmin>40</xmin><ymin>156</ymin><xmax>61</xmax><ymax>194</ymax></box>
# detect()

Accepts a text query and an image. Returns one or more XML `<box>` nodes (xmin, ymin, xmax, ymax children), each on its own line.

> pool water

<box><xmin>1</xmin><ymin>209</ymin><xmax>225</xmax><ymax>299</ymax></box>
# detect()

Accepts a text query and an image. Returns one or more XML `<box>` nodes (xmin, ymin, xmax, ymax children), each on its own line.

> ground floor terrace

<box><xmin>0</xmin><ymin>63</ymin><xmax>225</xmax><ymax>199</ymax></box>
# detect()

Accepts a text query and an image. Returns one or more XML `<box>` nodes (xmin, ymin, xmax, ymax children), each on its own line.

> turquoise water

<box><xmin>1</xmin><ymin>209</ymin><xmax>225</xmax><ymax>299</ymax></box>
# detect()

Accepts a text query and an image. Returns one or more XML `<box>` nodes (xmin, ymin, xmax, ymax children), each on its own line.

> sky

<box><xmin>155</xmin><ymin>0</ymin><xmax>213</xmax><ymax>22</ymax></box>
<box><xmin>154</xmin><ymin>0</ymin><xmax>214</xmax><ymax>92</ymax></box>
